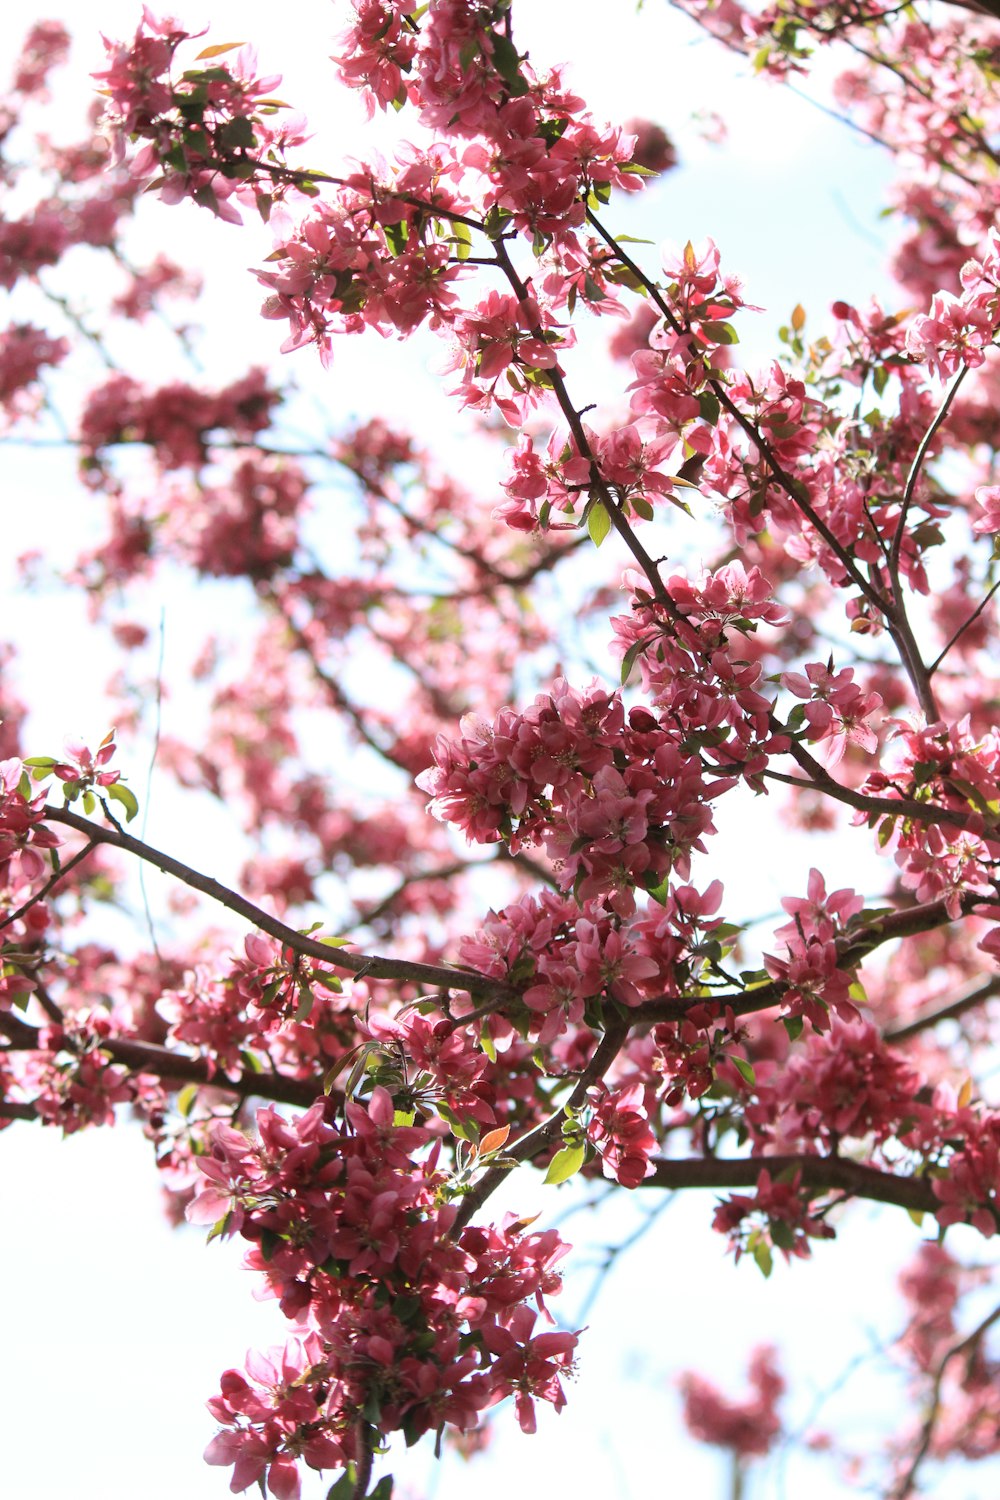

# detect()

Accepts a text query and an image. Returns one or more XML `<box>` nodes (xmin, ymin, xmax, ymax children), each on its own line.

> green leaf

<box><xmin>697</xmin><ymin>392</ymin><xmax>720</xmax><ymax>426</ymax></box>
<box><xmin>752</xmin><ymin>1238</ymin><xmax>773</xmax><ymax>1277</ymax></box>
<box><xmin>452</xmin><ymin>220</ymin><xmax>472</xmax><ymax>261</ymax></box>
<box><xmin>22</xmin><ymin>757</ymin><xmax>58</xmax><ymax>770</ymax></box>
<box><xmin>206</xmin><ymin>1211</ymin><xmax>233</xmax><ymax>1245</ymax></box>
<box><xmin>176</xmin><ymin>1083</ymin><xmax>199</xmax><ymax>1118</ymax></box>
<box><xmin>699</xmin><ymin>320</ymin><xmax>739</xmax><ymax>345</ymax></box>
<box><xmin>480</xmin><ymin>1028</ymin><xmax>497</xmax><ymax>1063</ymax></box>
<box><xmin>436</xmin><ymin>1101</ymin><xmax>467</xmax><ymax>1138</ymax></box>
<box><xmin>587</xmin><ymin>501</ymin><xmax>612</xmax><ymax>547</ymax></box>
<box><xmin>489</xmin><ymin>31</ymin><xmax>528</xmax><ymax>95</ymax></box>
<box><xmin>544</xmin><ymin>1141</ymin><xmax>586</xmax><ymax>1186</ymax></box>
<box><xmin>620</xmin><ymin>635</ymin><xmax>653</xmax><ymax>685</ymax></box>
<box><xmin>326</xmin><ymin>1468</ymin><xmax>357</xmax><ymax>1500</ymax></box>
<box><xmin>181</xmin><ymin>67</ymin><xmax>234</xmax><ymax>83</ymax></box>
<box><xmin>384</xmin><ymin>221</ymin><xmax>408</xmax><ymax>256</ymax></box>
<box><xmin>731</xmin><ymin>1055</ymin><xmax>756</xmax><ymax>1088</ymax></box>
<box><xmin>219</xmin><ymin>116</ymin><xmax>256</xmax><ymax>151</ymax></box>
<box><xmin>877</xmin><ymin>816</ymin><xmax>896</xmax><ymax>848</ymax></box>
<box><xmin>371</xmin><ymin>1479</ymin><xmax>394</xmax><ymax>1500</ymax></box>
<box><xmin>782</xmin><ymin>1015</ymin><xmax>804</xmax><ymax>1043</ymax></box>
<box><xmin>107</xmin><ymin>782</ymin><xmax>140</xmax><ymax>822</ymax></box>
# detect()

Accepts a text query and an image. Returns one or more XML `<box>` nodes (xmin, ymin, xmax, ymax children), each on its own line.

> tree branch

<box><xmin>641</xmin><ymin>1153</ymin><xmax>938</xmax><ymax>1214</ymax></box>
<box><xmin>883</xmin><ymin>975</ymin><xmax>1000</xmax><ymax>1044</ymax></box>
<box><xmin>633</xmin><ymin>890</ymin><xmax>990</xmax><ymax>1023</ymax></box>
<box><xmin>891</xmin><ymin>1301</ymin><xmax>1000</xmax><ymax>1500</ymax></box>
<box><xmin>453</xmin><ymin>1017</ymin><xmax>629</xmax><ymax>1229</ymax></box>
<box><xmin>42</xmin><ymin>805</ymin><xmax>515</xmax><ymax>1002</ymax></box>
<box><xmin>0</xmin><ymin>1009</ymin><xmax>328</xmax><ymax>1110</ymax></box>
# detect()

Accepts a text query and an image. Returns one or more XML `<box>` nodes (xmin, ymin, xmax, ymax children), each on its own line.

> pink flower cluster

<box><xmin>764</xmin><ymin>869</ymin><xmax>864</xmax><ymax>1031</ymax></box>
<box><xmin>79</xmin><ymin>368</ymin><xmax>280</xmax><ymax>472</ymax></box>
<box><xmin>0</xmin><ymin>323</ymin><xmax>69</xmax><ymax>426</ymax></box>
<box><xmin>335</xmin><ymin>1</ymin><xmax>642</xmax><ymax>235</ymax></box>
<box><xmin>497</xmin><ymin>420</ymin><xmax>684</xmax><ymax>532</ymax></box>
<box><xmin>783</xmin><ymin>661</ymin><xmax>883</xmax><ymax>767</ymax></box>
<box><xmin>11</xmin><ymin>20</ymin><xmax>70</xmax><ymax>97</ymax></box>
<box><xmin>712</xmin><ymin>1167</ymin><xmax>836</xmax><ymax>1268</ymax></box>
<box><xmin>932</xmin><ymin>1114</ymin><xmax>1000</xmax><ymax>1238</ymax></box>
<box><xmin>419</xmin><ymin>678</ymin><xmax>733</xmax><ymax>915</ymax></box>
<box><xmin>52</xmin><ymin>731</ymin><xmax>121</xmax><ymax>796</ymax></box>
<box><xmin>256</xmin><ymin>181</ymin><xmax>464</xmax><ymax>364</ymax></box>
<box><xmin>611</xmin><ymin>561</ymin><xmax>788</xmax><ymax>782</ymax></box>
<box><xmin>586</xmin><ymin>1080</ymin><xmax>658</xmax><ymax>1187</ymax></box>
<box><xmin>31</xmin><ymin>1014</ymin><xmax>137</xmax><ymax>1132</ymax></box>
<box><xmin>680</xmin><ymin>1345</ymin><xmax>784</xmax><ymax>1459</ymax></box>
<box><xmin>895</xmin><ymin>1242</ymin><xmax>1000</xmax><ymax>1464</ymax></box>
<box><xmin>0</xmin><ymin>756</ymin><xmax>59</xmax><ymax>968</ymax></box>
<box><xmin>190</xmin><ymin>1090</ymin><xmax>578</xmax><ymax>1497</ymax></box>
<box><xmin>96</xmin><ymin>14</ymin><xmax>304</xmax><ymax>224</ymax></box>
<box><xmin>746</xmin><ymin>1018</ymin><xmax>925</xmax><ymax>1153</ymax></box>
<box><xmin>862</xmin><ymin>717</ymin><xmax>1000</xmax><ymax>915</ymax></box>
<box><xmin>906</xmin><ymin>230</ymin><xmax>1000</xmax><ymax>378</ymax></box>
<box><xmin>157</xmin><ymin>933</ymin><xmax>349</xmax><ymax>1081</ymax></box>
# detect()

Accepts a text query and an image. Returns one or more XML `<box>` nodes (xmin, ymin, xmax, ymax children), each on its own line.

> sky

<box><xmin>3</xmin><ymin>4</ymin><xmax>998</xmax><ymax>1500</ymax></box>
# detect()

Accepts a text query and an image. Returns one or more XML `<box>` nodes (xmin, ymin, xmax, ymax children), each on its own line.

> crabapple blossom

<box><xmin>6</xmin><ymin>2</ymin><xmax>1000</xmax><ymax>1497</ymax></box>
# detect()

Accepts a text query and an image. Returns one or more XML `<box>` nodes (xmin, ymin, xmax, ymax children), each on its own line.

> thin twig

<box><xmin>0</xmin><ymin>838</ymin><xmax>98</xmax><ymax>932</ymax></box>
<box><xmin>891</xmin><ymin>1301</ymin><xmax>1000</xmax><ymax>1499</ymax></box>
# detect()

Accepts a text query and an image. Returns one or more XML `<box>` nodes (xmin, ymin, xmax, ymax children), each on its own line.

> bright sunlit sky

<box><xmin>3</xmin><ymin>4</ymin><xmax>997</xmax><ymax>1500</ymax></box>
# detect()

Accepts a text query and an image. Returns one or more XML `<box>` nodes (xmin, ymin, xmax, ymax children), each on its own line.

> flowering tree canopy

<box><xmin>5</xmin><ymin>2</ymin><xmax>1000</xmax><ymax>1496</ymax></box>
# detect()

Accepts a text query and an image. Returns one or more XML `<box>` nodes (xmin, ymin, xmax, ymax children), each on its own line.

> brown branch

<box><xmin>642</xmin><ymin>1153</ymin><xmax>938</xmax><ymax>1214</ymax></box>
<box><xmin>104</xmin><ymin>1036</ymin><xmax>326</xmax><ymax>1108</ymax></box>
<box><xmin>0</xmin><ymin>837</ymin><xmax>98</xmax><ymax>932</ymax></box>
<box><xmin>891</xmin><ymin>1301</ymin><xmax>1000</xmax><ymax>1500</ymax></box>
<box><xmin>0</xmin><ymin>1099</ymin><xmax>38</xmax><ymax>1121</ymax></box>
<box><xmin>582</xmin><ymin>207</ymin><xmax>956</xmax><ymax>719</ymax></box>
<box><xmin>928</xmin><ymin>574</ymin><xmax>1000</xmax><ymax>678</ymax></box>
<box><xmin>32</xmin><ymin>980</ymin><xmax>65</xmax><ymax>1026</ymax></box>
<box><xmin>765</xmin><ymin>743</ymin><xmax>996</xmax><ymax>837</ymax></box>
<box><xmin>0</xmin><ymin>1009</ymin><xmax>326</xmax><ymax>1109</ymax></box>
<box><xmin>884</xmin><ymin>975</ymin><xmax>1000</xmax><ymax>1044</ymax></box>
<box><xmin>43</xmin><ymin>805</ymin><xmax>515</xmax><ymax>1002</ymax></box>
<box><xmin>490</xmin><ymin>237</ymin><xmax>672</xmax><ymax>607</ymax></box>
<box><xmin>354</xmin><ymin>860</ymin><xmax>471</xmax><ymax>925</ymax></box>
<box><xmin>453</xmin><ymin>1017</ymin><xmax>629</xmax><ymax>1230</ymax></box>
<box><xmin>633</xmin><ymin>890</ymin><xmax>989</xmax><ymax>1024</ymax></box>
<box><xmin>583</xmin><ymin>207</ymin><xmax>886</xmax><ymax>612</ymax></box>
